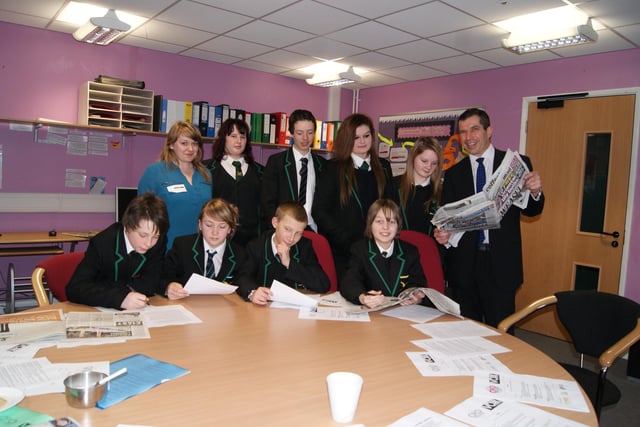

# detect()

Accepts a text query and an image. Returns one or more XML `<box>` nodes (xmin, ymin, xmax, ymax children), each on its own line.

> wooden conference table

<box><xmin>21</xmin><ymin>295</ymin><xmax>597</xmax><ymax>426</ymax></box>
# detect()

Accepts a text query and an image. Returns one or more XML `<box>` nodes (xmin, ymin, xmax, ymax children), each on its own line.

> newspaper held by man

<box><xmin>431</xmin><ymin>149</ymin><xmax>530</xmax><ymax>233</ymax></box>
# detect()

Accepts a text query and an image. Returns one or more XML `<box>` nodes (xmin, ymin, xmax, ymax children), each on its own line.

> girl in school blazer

<box><xmin>312</xmin><ymin>113</ymin><xmax>396</xmax><ymax>278</ymax></box>
<box><xmin>162</xmin><ymin>199</ymin><xmax>247</xmax><ymax>299</ymax></box>
<box><xmin>205</xmin><ymin>118</ymin><xmax>263</xmax><ymax>246</ymax></box>
<box><xmin>340</xmin><ymin>199</ymin><xmax>426</xmax><ymax>309</ymax></box>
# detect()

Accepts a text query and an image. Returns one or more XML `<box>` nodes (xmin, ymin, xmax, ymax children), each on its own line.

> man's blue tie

<box><xmin>476</xmin><ymin>158</ymin><xmax>486</xmax><ymax>246</ymax></box>
<box><xmin>205</xmin><ymin>250</ymin><xmax>216</xmax><ymax>278</ymax></box>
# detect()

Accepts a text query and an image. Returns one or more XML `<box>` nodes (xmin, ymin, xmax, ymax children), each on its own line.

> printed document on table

<box><xmin>445</xmin><ymin>396</ymin><xmax>589</xmax><ymax>427</ymax></box>
<box><xmin>412</xmin><ymin>320</ymin><xmax>500</xmax><ymax>338</ymax></box>
<box><xmin>382</xmin><ymin>304</ymin><xmax>444</xmax><ymax>323</ymax></box>
<box><xmin>473</xmin><ymin>371</ymin><xmax>589</xmax><ymax>412</ymax></box>
<box><xmin>0</xmin><ymin>357</ymin><xmax>108</xmax><ymax>396</ymax></box>
<box><xmin>298</xmin><ymin>307</ymin><xmax>370</xmax><ymax>322</ymax></box>
<box><xmin>184</xmin><ymin>273</ymin><xmax>238</xmax><ymax>295</ymax></box>
<box><xmin>65</xmin><ymin>311</ymin><xmax>150</xmax><ymax>341</ymax></box>
<box><xmin>0</xmin><ymin>309</ymin><xmax>65</xmax><ymax>344</ymax></box>
<box><xmin>406</xmin><ymin>351</ymin><xmax>511</xmax><ymax>376</ymax></box>
<box><xmin>410</xmin><ymin>336</ymin><xmax>511</xmax><ymax>356</ymax></box>
<box><xmin>139</xmin><ymin>304</ymin><xmax>202</xmax><ymax>327</ymax></box>
<box><xmin>387</xmin><ymin>407</ymin><xmax>467</xmax><ymax>427</ymax></box>
<box><xmin>269</xmin><ymin>280</ymin><xmax>317</xmax><ymax>308</ymax></box>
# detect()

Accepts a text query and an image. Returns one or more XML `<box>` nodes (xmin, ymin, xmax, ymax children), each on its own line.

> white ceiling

<box><xmin>1</xmin><ymin>0</ymin><xmax>639</xmax><ymax>88</ymax></box>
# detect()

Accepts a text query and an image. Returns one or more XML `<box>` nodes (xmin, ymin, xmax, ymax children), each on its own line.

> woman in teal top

<box><xmin>138</xmin><ymin>121</ymin><xmax>212</xmax><ymax>247</ymax></box>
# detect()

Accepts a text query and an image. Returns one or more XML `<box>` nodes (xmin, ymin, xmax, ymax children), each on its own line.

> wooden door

<box><xmin>518</xmin><ymin>95</ymin><xmax>635</xmax><ymax>339</ymax></box>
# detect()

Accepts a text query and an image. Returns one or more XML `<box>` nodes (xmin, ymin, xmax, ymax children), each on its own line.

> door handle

<box><xmin>600</xmin><ymin>230</ymin><xmax>620</xmax><ymax>247</ymax></box>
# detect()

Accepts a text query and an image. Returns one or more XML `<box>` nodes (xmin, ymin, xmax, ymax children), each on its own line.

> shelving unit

<box><xmin>78</xmin><ymin>81</ymin><xmax>154</xmax><ymax>131</ymax></box>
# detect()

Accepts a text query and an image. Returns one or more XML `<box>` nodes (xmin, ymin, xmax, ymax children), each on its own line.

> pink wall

<box><xmin>358</xmin><ymin>48</ymin><xmax>640</xmax><ymax>302</ymax></box>
<box><xmin>1</xmin><ymin>21</ymin><xmax>639</xmax><ymax>302</ymax></box>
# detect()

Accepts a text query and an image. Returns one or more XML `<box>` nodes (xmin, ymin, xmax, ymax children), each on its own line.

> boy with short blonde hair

<box><xmin>237</xmin><ymin>201</ymin><xmax>330</xmax><ymax>305</ymax></box>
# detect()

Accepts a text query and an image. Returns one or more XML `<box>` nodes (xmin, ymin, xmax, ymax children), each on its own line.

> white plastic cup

<box><xmin>326</xmin><ymin>372</ymin><xmax>363</xmax><ymax>423</ymax></box>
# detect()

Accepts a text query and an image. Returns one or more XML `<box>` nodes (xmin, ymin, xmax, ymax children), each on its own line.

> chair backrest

<box><xmin>31</xmin><ymin>252</ymin><xmax>85</xmax><ymax>305</ymax></box>
<box><xmin>303</xmin><ymin>230</ymin><xmax>337</xmax><ymax>293</ymax></box>
<box><xmin>555</xmin><ymin>290</ymin><xmax>640</xmax><ymax>357</ymax></box>
<box><xmin>398</xmin><ymin>230</ymin><xmax>445</xmax><ymax>293</ymax></box>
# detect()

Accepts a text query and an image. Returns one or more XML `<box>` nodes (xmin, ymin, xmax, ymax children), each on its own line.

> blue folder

<box><xmin>97</xmin><ymin>353</ymin><xmax>189</xmax><ymax>409</ymax></box>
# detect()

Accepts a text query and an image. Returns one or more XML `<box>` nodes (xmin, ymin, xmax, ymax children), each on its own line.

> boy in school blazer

<box><xmin>340</xmin><ymin>199</ymin><xmax>426</xmax><ymax>309</ymax></box>
<box><xmin>66</xmin><ymin>193</ymin><xmax>168</xmax><ymax>310</ymax></box>
<box><xmin>237</xmin><ymin>201</ymin><xmax>330</xmax><ymax>304</ymax></box>
<box><xmin>261</xmin><ymin>109</ymin><xmax>326</xmax><ymax>231</ymax></box>
<box><xmin>162</xmin><ymin>199</ymin><xmax>247</xmax><ymax>299</ymax></box>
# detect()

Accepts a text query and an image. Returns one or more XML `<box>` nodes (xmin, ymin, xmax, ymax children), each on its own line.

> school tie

<box><xmin>232</xmin><ymin>160</ymin><xmax>243</xmax><ymax>181</ymax></box>
<box><xmin>381</xmin><ymin>251</ymin><xmax>388</xmax><ymax>258</ymax></box>
<box><xmin>476</xmin><ymin>158</ymin><xmax>486</xmax><ymax>246</ymax></box>
<box><xmin>298</xmin><ymin>157</ymin><xmax>308</xmax><ymax>206</ymax></box>
<box><xmin>205</xmin><ymin>250</ymin><xmax>217</xmax><ymax>279</ymax></box>
<box><xmin>360</xmin><ymin>161</ymin><xmax>369</xmax><ymax>171</ymax></box>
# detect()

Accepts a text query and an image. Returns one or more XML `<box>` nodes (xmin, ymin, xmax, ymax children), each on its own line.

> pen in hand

<box><xmin>127</xmin><ymin>284</ymin><xmax>150</xmax><ymax>305</ymax></box>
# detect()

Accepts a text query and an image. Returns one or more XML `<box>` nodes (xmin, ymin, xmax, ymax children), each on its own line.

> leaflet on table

<box><xmin>268</xmin><ymin>280</ymin><xmax>318</xmax><ymax>308</ymax></box>
<box><xmin>0</xmin><ymin>357</ymin><xmax>109</xmax><ymax>396</ymax></box>
<box><xmin>64</xmin><ymin>311</ymin><xmax>150</xmax><ymax>340</ymax></box>
<box><xmin>400</xmin><ymin>287</ymin><xmax>461</xmax><ymax>318</ymax></box>
<box><xmin>431</xmin><ymin>149</ymin><xmax>530</xmax><ymax>233</ymax></box>
<box><xmin>410</xmin><ymin>336</ymin><xmax>511</xmax><ymax>357</ymax></box>
<box><xmin>0</xmin><ymin>309</ymin><xmax>65</xmax><ymax>344</ymax></box>
<box><xmin>445</xmin><ymin>396</ymin><xmax>590</xmax><ymax>427</ymax></box>
<box><xmin>382</xmin><ymin>304</ymin><xmax>444</xmax><ymax>323</ymax></box>
<box><xmin>473</xmin><ymin>371</ymin><xmax>590</xmax><ymax>412</ymax></box>
<box><xmin>406</xmin><ymin>351</ymin><xmax>511</xmax><ymax>376</ymax></box>
<box><xmin>387</xmin><ymin>407</ymin><xmax>467</xmax><ymax>427</ymax></box>
<box><xmin>183</xmin><ymin>273</ymin><xmax>238</xmax><ymax>295</ymax></box>
<box><xmin>412</xmin><ymin>320</ymin><xmax>500</xmax><ymax>339</ymax></box>
<box><xmin>298</xmin><ymin>306</ymin><xmax>370</xmax><ymax>322</ymax></box>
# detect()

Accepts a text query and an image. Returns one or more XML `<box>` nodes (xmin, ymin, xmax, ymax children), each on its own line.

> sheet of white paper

<box><xmin>406</xmin><ymin>351</ymin><xmax>512</xmax><ymax>376</ymax></box>
<box><xmin>0</xmin><ymin>342</ymin><xmax>55</xmax><ymax>362</ymax></box>
<box><xmin>382</xmin><ymin>304</ymin><xmax>444</xmax><ymax>323</ymax></box>
<box><xmin>57</xmin><ymin>338</ymin><xmax>127</xmax><ymax>348</ymax></box>
<box><xmin>315</xmin><ymin>291</ymin><xmax>347</xmax><ymax>307</ymax></box>
<box><xmin>410</xmin><ymin>337</ymin><xmax>511</xmax><ymax>356</ymax></box>
<box><xmin>269</xmin><ymin>280</ymin><xmax>317</xmax><ymax>308</ymax></box>
<box><xmin>0</xmin><ymin>358</ymin><xmax>109</xmax><ymax>396</ymax></box>
<box><xmin>445</xmin><ymin>396</ymin><xmax>589</xmax><ymax>427</ymax></box>
<box><xmin>298</xmin><ymin>307</ymin><xmax>371</xmax><ymax>322</ymax></box>
<box><xmin>412</xmin><ymin>320</ymin><xmax>499</xmax><ymax>338</ymax></box>
<box><xmin>140</xmin><ymin>305</ymin><xmax>202</xmax><ymax>327</ymax></box>
<box><xmin>422</xmin><ymin>288</ymin><xmax>462</xmax><ymax>318</ymax></box>
<box><xmin>473</xmin><ymin>371</ymin><xmax>590</xmax><ymax>413</ymax></box>
<box><xmin>184</xmin><ymin>273</ymin><xmax>238</xmax><ymax>295</ymax></box>
<box><xmin>387</xmin><ymin>407</ymin><xmax>468</xmax><ymax>427</ymax></box>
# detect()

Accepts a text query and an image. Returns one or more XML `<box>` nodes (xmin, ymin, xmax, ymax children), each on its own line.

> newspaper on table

<box><xmin>64</xmin><ymin>311</ymin><xmax>150</xmax><ymax>340</ymax></box>
<box><xmin>431</xmin><ymin>149</ymin><xmax>530</xmax><ymax>233</ymax></box>
<box><xmin>0</xmin><ymin>309</ymin><xmax>65</xmax><ymax>344</ymax></box>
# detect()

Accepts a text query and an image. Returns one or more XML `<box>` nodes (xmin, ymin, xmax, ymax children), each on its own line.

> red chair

<box><xmin>31</xmin><ymin>252</ymin><xmax>84</xmax><ymax>306</ymax></box>
<box><xmin>302</xmin><ymin>230</ymin><xmax>337</xmax><ymax>293</ymax></box>
<box><xmin>399</xmin><ymin>230</ymin><xmax>445</xmax><ymax>293</ymax></box>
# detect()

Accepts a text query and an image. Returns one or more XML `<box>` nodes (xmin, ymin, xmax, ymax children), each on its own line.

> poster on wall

<box><xmin>378</xmin><ymin>107</ymin><xmax>473</xmax><ymax>176</ymax></box>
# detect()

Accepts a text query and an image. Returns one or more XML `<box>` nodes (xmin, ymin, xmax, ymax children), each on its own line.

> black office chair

<box><xmin>498</xmin><ymin>290</ymin><xmax>640</xmax><ymax>419</ymax></box>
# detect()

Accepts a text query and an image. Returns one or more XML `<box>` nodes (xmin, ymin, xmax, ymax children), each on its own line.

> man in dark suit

<box><xmin>237</xmin><ymin>201</ymin><xmax>330</xmax><ymax>304</ymax></box>
<box><xmin>434</xmin><ymin>108</ymin><xmax>544</xmax><ymax>328</ymax></box>
<box><xmin>66</xmin><ymin>193</ymin><xmax>168</xmax><ymax>310</ymax></box>
<box><xmin>261</xmin><ymin>109</ymin><xmax>326</xmax><ymax>232</ymax></box>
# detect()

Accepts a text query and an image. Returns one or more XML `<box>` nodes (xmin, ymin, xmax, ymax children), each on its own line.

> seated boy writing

<box><xmin>237</xmin><ymin>201</ymin><xmax>330</xmax><ymax>305</ymax></box>
<box><xmin>66</xmin><ymin>193</ymin><xmax>168</xmax><ymax>310</ymax></box>
<box><xmin>162</xmin><ymin>198</ymin><xmax>247</xmax><ymax>299</ymax></box>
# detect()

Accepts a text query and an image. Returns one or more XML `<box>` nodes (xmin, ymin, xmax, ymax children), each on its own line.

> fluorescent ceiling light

<box><xmin>59</xmin><ymin>2</ymin><xmax>146</xmax><ymax>45</ymax></box>
<box><xmin>73</xmin><ymin>9</ymin><xmax>130</xmax><ymax>45</ymax></box>
<box><xmin>496</xmin><ymin>5</ymin><xmax>599</xmax><ymax>54</ymax></box>
<box><xmin>306</xmin><ymin>66</ymin><xmax>362</xmax><ymax>87</ymax></box>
